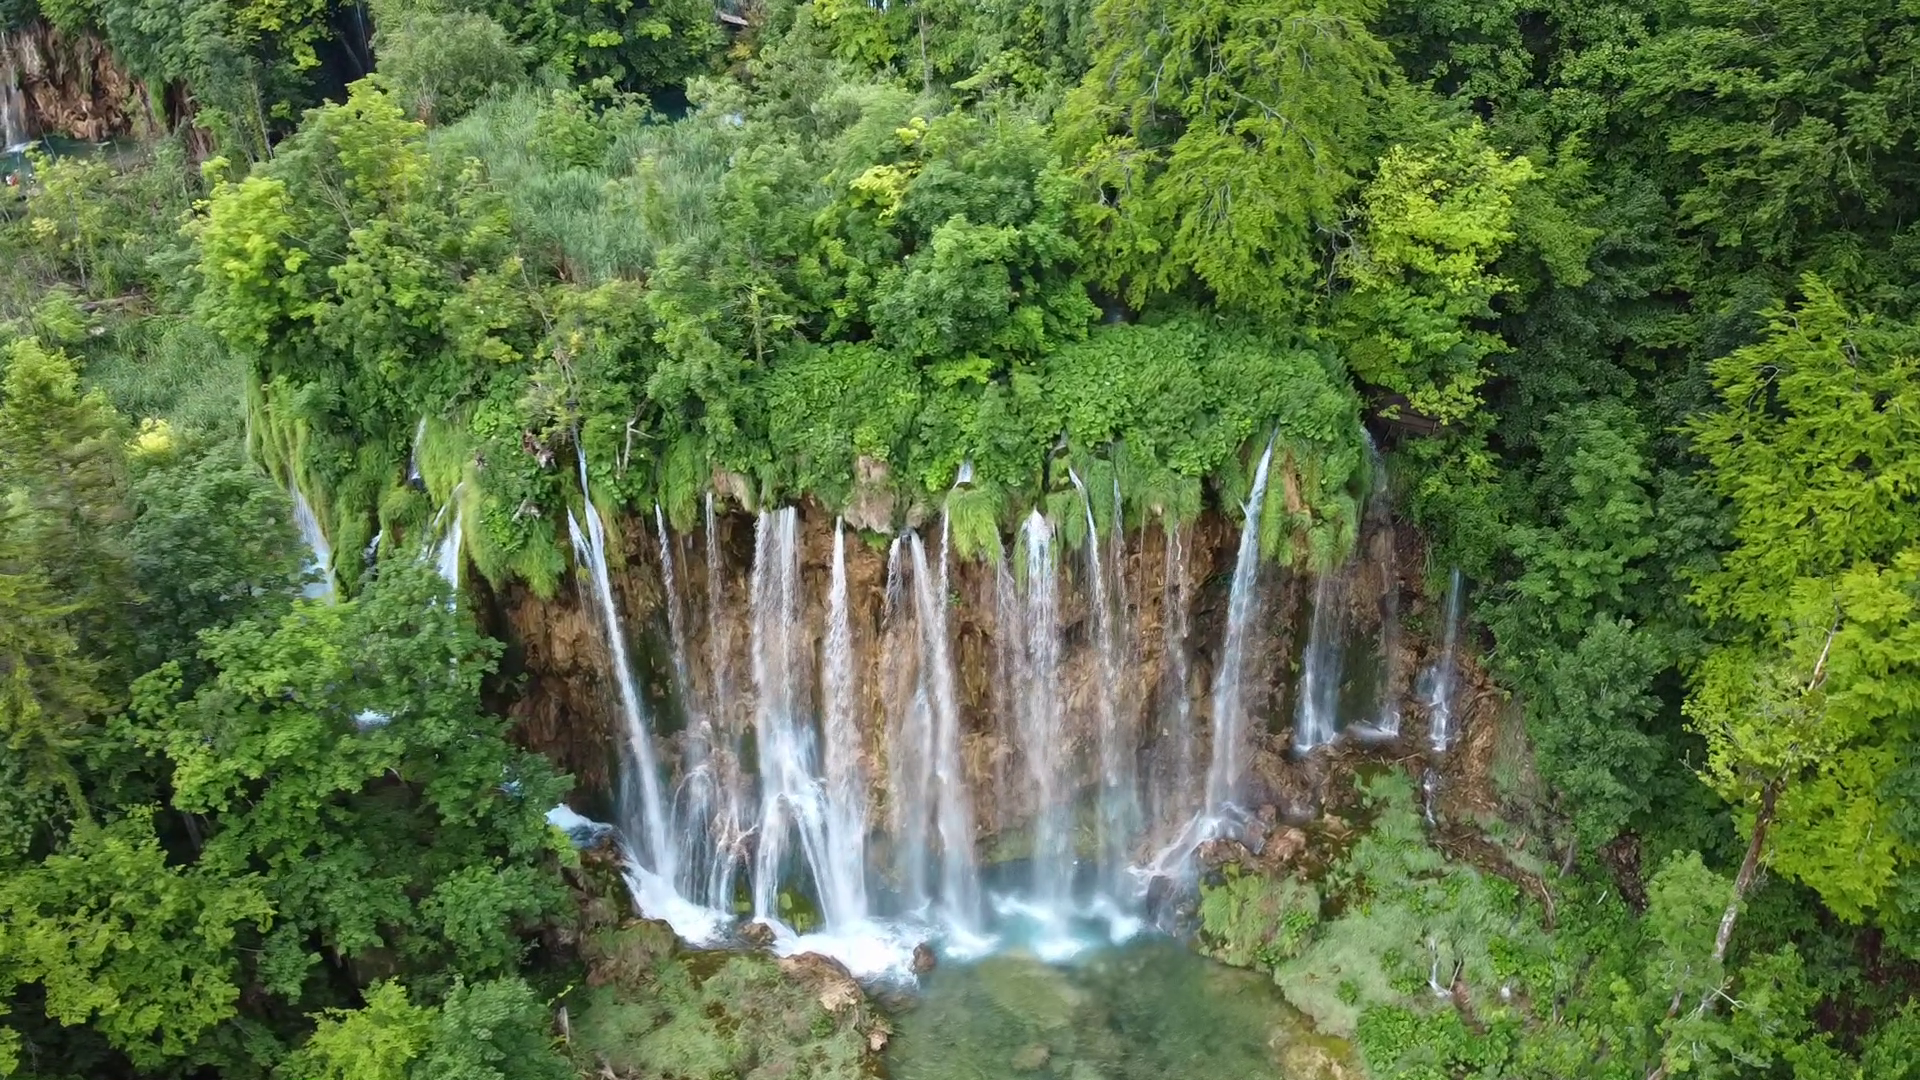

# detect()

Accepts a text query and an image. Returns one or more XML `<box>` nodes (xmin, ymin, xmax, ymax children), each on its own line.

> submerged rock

<box><xmin>1012</xmin><ymin>1044</ymin><xmax>1051</xmax><ymax>1071</ymax></box>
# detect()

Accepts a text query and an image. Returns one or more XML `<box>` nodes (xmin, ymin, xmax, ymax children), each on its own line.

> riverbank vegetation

<box><xmin>1</xmin><ymin>0</ymin><xmax>1917</xmax><ymax>1076</ymax></box>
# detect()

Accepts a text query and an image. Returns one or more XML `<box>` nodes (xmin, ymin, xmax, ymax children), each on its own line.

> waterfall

<box><xmin>909</xmin><ymin>520</ymin><xmax>982</xmax><ymax>929</ymax></box>
<box><xmin>887</xmin><ymin>530</ymin><xmax>935</xmax><ymax>913</ymax></box>
<box><xmin>567</xmin><ymin>452</ymin><xmax>676</xmax><ymax>885</ymax></box>
<box><xmin>703</xmin><ymin>493</ymin><xmax>748</xmax><ymax>908</ymax></box>
<box><xmin>1068</xmin><ymin>469</ymin><xmax>1138</xmax><ymax>895</ymax></box>
<box><xmin>1016</xmin><ymin>511</ymin><xmax>1071</xmax><ymax>908</ymax></box>
<box><xmin>1422</xmin><ymin>568</ymin><xmax>1466</xmax><ymax>752</ymax></box>
<box><xmin>748</xmin><ymin>509</ymin><xmax>838</xmax><ymax>926</ymax></box>
<box><xmin>1</xmin><ymin>55</ymin><xmax>24</xmax><ymax>150</ymax></box>
<box><xmin>432</xmin><ymin>492</ymin><xmax>463</xmax><ymax>594</ymax></box>
<box><xmin>1293</xmin><ymin>572</ymin><xmax>1346</xmax><ymax>754</ymax></box>
<box><xmin>657</xmin><ymin>506</ymin><xmax>719</xmax><ymax>904</ymax></box>
<box><xmin>290</xmin><ymin>485</ymin><xmax>335</xmax><ymax>602</ymax></box>
<box><xmin>1201</xmin><ymin>436</ymin><xmax>1277</xmax><ymax>819</ymax></box>
<box><xmin>1155</xmin><ymin>519</ymin><xmax>1198</xmax><ymax>826</ymax></box>
<box><xmin>820</xmin><ymin>519</ymin><xmax>871</xmax><ymax>924</ymax></box>
<box><xmin>406</xmin><ymin>417</ymin><xmax>427</xmax><ymax>488</ymax></box>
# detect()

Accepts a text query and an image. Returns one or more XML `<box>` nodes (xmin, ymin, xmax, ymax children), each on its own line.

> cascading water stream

<box><xmin>1138</xmin><ymin>437</ymin><xmax>1276</xmax><ymax>887</ymax></box>
<box><xmin>748</xmin><ymin>509</ymin><xmax>839</xmax><ymax>926</ymax></box>
<box><xmin>656</xmin><ymin>506</ymin><xmax>721</xmax><ymax>904</ymax></box>
<box><xmin>567</xmin><ymin>451</ymin><xmax>677</xmax><ymax>890</ymax></box>
<box><xmin>1067</xmin><ymin>469</ymin><xmax>1138</xmax><ymax>896</ymax></box>
<box><xmin>1154</xmin><ymin>520</ymin><xmax>1198</xmax><ymax>827</ymax></box>
<box><xmin>432</xmin><ymin>489</ymin><xmax>463</xmax><ymax>595</ymax></box>
<box><xmin>909</xmin><ymin>519</ymin><xmax>983</xmax><ymax>931</ymax></box>
<box><xmin>819</xmin><ymin>519</ymin><xmax>871</xmax><ymax>925</ymax></box>
<box><xmin>1015</xmin><ymin>512</ymin><xmax>1070</xmax><ymax>908</ymax></box>
<box><xmin>1293</xmin><ymin>572</ymin><xmax>1346</xmax><ymax>754</ymax></box>
<box><xmin>702</xmin><ymin>493</ymin><xmax>748</xmax><ymax>908</ymax></box>
<box><xmin>1422</xmin><ymin>568</ymin><xmax>1466</xmax><ymax>752</ymax></box>
<box><xmin>1</xmin><ymin>55</ymin><xmax>24</xmax><ymax>150</ymax></box>
<box><xmin>290</xmin><ymin>485</ymin><xmax>335</xmax><ymax>602</ymax></box>
<box><xmin>1202</xmin><ymin>436</ymin><xmax>1277</xmax><ymax>820</ymax></box>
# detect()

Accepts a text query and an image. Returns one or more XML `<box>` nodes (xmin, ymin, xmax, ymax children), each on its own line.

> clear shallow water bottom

<box><xmin>887</xmin><ymin>938</ymin><xmax>1355</xmax><ymax>1080</ymax></box>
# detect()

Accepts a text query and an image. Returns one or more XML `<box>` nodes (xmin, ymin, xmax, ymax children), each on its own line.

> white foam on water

<box><xmin>623</xmin><ymin>865</ymin><xmax>730</xmax><ymax>946</ymax></box>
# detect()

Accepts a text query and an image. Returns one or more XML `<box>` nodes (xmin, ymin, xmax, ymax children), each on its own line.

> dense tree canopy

<box><xmin>1</xmin><ymin>0</ymin><xmax>1918</xmax><ymax>1074</ymax></box>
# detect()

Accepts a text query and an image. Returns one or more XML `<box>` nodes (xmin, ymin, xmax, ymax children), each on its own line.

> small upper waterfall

<box><xmin>1293</xmin><ymin>572</ymin><xmax>1346</xmax><ymax>754</ymax></box>
<box><xmin>1</xmin><ymin>55</ymin><xmax>24</xmax><ymax>150</ymax></box>
<box><xmin>290</xmin><ymin>485</ymin><xmax>335</xmax><ymax>602</ymax></box>
<box><xmin>431</xmin><ymin>490</ymin><xmax>463</xmax><ymax>594</ymax></box>
<box><xmin>1421</xmin><ymin>568</ymin><xmax>1466</xmax><ymax>752</ymax></box>
<box><xmin>1202</xmin><ymin>436</ymin><xmax>1277</xmax><ymax>819</ymax></box>
<box><xmin>567</xmin><ymin>452</ymin><xmax>677</xmax><ymax>891</ymax></box>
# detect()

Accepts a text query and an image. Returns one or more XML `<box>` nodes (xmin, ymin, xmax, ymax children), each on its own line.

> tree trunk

<box><xmin>1644</xmin><ymin>779</ymin><xmax>1781</xmax><ymax>1080</ymax></box>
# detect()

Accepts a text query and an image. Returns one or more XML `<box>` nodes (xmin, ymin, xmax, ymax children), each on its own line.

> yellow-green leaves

<box><xmin>1334</xmin><ymin>126</ymin><xmax>1538</xmax><ymax>424</ymax></box>
<box><xmin>1686</xmin><ymin>281</ymin><xmax>1920</xmax><ymax>927</ymax></box>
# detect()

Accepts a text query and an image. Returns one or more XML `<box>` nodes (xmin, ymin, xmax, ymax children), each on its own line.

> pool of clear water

<box><xmin>886</xmin><ymin>938</ymin><xmax>1355</xmax><ymax>1080</ymax></box>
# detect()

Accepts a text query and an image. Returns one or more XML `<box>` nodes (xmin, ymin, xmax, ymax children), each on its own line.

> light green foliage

<box><xmin>1687</xmin><ymin>282</ymin><xmax>1920</xmax><ymax>927</ymax></box>
<box><xmin>375</xmin><ymin>9</ymin><xmax>529</xmax><ymax>125</ymax></box>
<box><xmin>1060</xmin><ymin>0</ymin><xmax>1399</xmax><ymax>312</ymax></box>
<box><xmin>1197</xmin><ymin>868</ymin><xmax>1321</xmax><ymax>968</ymax></box>
<box><xmin>0</xmin><ymin>809</ymin><xmax>270</xmax><ymax>1072</ymax></box>
<box><xmin>281</xmin><ymin>977</ymin><xmax>572</xmax><ymax>1080</ymax></box>
<box><xmin>1334</xmin><ymin>126</ymin><xmax>1542</xmax><ymax>424</ymax></box>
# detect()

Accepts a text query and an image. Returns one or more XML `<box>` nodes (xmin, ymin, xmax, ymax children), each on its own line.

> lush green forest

<box><xmin>1</xmin><ymin>0</ymin><xmax>1918</xmax><ymax>1076</ymax></box>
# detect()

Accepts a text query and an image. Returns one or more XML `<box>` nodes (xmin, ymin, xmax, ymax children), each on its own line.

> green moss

<box><xmin>568</xmin><ymin>926</ymin><xmax>873</xmax><ymax>1080</ymax></box>
<box><xmin>1198</xmin><ymin>869</ymin><xmax>1322</xmax><ymax>969</ymax></box>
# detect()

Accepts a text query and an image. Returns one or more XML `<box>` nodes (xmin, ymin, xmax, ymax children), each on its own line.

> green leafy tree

<box><xmin>375</xmin><ymin>9</ymin><xmax>529</xmax><ymax>124</ymax></box>
<box><xmin>1059</xmin><ymin>0</ymin><xmax>1401</xmax><ymax>312</ymax></box>
<box><xmin>133</xmin><ymin>563</ymin><xmax>571</xmax><ymax>1002</ymax></box>
<box><xmin>0</xmin><ymin>809</ymin><xmax>271</xmax><ymax>1075</ymax></box>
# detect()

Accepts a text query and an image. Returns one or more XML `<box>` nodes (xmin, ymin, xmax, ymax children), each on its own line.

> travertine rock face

<box><xmin>481</xmin><ymin>497</ymin><xmax>1494</xmax><ymax>858</ymax></box>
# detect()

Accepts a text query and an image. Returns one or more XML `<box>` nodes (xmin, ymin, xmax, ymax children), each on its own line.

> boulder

<box><xmin>912</xmin><ymin>942</ymin><xmax>938</xmax><ymax>976</ymax></box>
<box><xmin>779</xmin><ymin>951</ymin><xmax>863</xmax><ymax>1014</ymax></box>
<box><xmin>740</xmin><ymin>920</ymin><xmax>778</xmax><ymax>950</ymax></box>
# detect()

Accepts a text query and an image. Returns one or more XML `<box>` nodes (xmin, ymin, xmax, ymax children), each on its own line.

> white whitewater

<box><xmin>820</xmin><ymin>519</ymin><xmax>871</xmax><ymax>924</ymax></box>
<box><xmin>1016</xmin><ymin>511</ymin><xmax>1070</xmax><ymax>908</ymax></box>
<box><xmin>747</xmin><ymin>509</ymin><xmax>837</xmax><ymax>925</ymax></box>
<box><xmin>1422</xmin><ymin>568</ymin><xmax>1466</xmax><ymax>751</ymax></box>
<box><xmin>1202</xmin><ymin>436</ymin><xmax>1277</xmax><ymax>818</ymax></box>
<box><xmin>909</xmin><ymin>521</ymin><xmax>982</xmax><ymax>930</ymax></box>
<box><xmin>1293</xmin><ymin>572</ymin><xmax>1346</xmax><ymax>753</ymax></box>
<box><xmin>567</xmin><ymin>450</ymin><xmax>676</xmax><ymax>887</ymax></box>
<box><xmin>432</xmin><ymin>489</ymin><xmax>463</xmax><ymax>595</ymax></box>
<box><xmin>290</xmin><ymin>485</ymin><xmax>335</xmax><ymax>602</ymax></box>
<box><xmin>1</xmin><ymin>55</ymin><xmax>23</xmax><ymax>150</ymax></box>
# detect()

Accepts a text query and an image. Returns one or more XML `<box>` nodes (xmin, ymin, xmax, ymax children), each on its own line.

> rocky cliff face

<box><xmin>479</xmin><ymin>494</ymin><xmax>1496</xmax><ymax>865</ymax></box>
<box><xmin>2</xmin><ymin>23</ymin><xmax>156</xmax><ymax>143</ymax></box>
